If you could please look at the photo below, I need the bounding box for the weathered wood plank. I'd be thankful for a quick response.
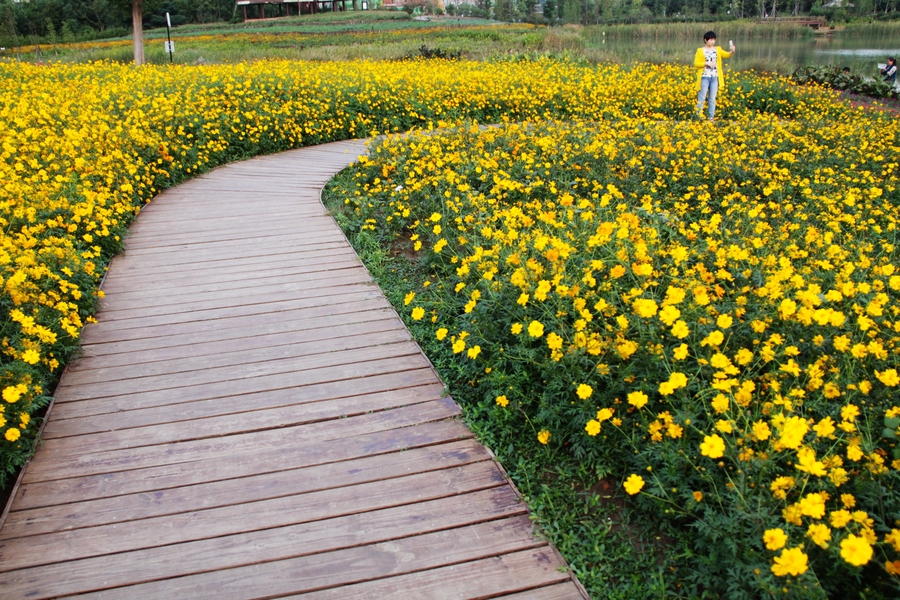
[82,291,387,340]
[0,487,523,599]
[78,299,391,351]
[1,460,505,572]
[23,399,460,482]
[59,322,411,387]
[497,583,588,599]
[54,340,424,402]
[67,517,544,600]
[44,380,445,455]
[15,419,472,511]
[2,439,491,539]
[51,356,432,420]
[288,548,574,599]
[46,371,439,436]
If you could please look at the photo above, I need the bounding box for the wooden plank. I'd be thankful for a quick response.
[105,245,356,280]
[0,487,524,599]
[496,583,587,599]
[15,419,472,511]
[51,356,432,420]
[287,548,573,599]
[0,460,506,572]
[67,517,544,600]
[54,339,423,402]
[97,270,371,317]
[43,380,445,455]
[59,321,410,387]
[1,439,491,539]
[82,291,387,341]
[22,399,460,482]
[119,230,344,260]
[100,250,361,293]
[46,371,439,437]
[79,299,391,351]
[69,309,398,369]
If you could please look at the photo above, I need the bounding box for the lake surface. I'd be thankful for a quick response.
[598,31,900,75]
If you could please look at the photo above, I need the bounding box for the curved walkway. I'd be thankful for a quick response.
[0,139,587,599]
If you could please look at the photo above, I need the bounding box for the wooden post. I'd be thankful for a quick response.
[243,4,248,19]
[131,0,144,66]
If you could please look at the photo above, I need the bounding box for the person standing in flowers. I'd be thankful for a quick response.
[694,31,735,122]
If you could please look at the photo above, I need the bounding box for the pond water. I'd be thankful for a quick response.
[598,31,900,75]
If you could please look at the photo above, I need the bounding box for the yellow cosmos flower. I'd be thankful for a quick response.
[5,428,21,442]
[527,320,544,338]
[403,291,415,305]
[495,395,509,407]
[673,344,689,360]
[632,298,658,318]
[753,421,771,440]
[627,391,648,409]
[511,323,523,335]
[21,350,40,365]
[435,328,448,340]
[537,430,551,445]
[700,434,725,459]
[585,420,601,436]
[411,307,425,320]
[3,387,23,404]
[623,474,645,495]
[693,491,703,502]
[576,384,593,400]
[716,314,733,329]
[876,369,900,387]
[763,528,788,551]
[452,339,466,354]
[771,547,808,577]
[670,321,690,339]
[467,346,481,359]
[840,534,874,567]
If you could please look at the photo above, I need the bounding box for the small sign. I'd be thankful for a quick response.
[164,41,175,53]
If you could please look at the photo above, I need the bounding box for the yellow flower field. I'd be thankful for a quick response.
[330,95,899,594]
[1,56,897,596]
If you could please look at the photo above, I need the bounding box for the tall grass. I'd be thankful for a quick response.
[594,21,816,39]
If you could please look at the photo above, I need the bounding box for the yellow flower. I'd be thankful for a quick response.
[627,391,648,409]
[467,346,481,359]
[21,349,40,365]
[778,416,809,450]
[670,321,690,339]
[673,344,689,360]
[527,320,544,338]
[715,420,733,434]
[623,474,645,495]
[2,387,23,404]
[711,394,729,414]
[813,416,836,439]
[830,510,852,528]
[632,298,658,318]
[700,434,725,459]
[411,307,425,320]
[763,528,788,550]
[840,534,873,567]
[537,430,551,445]
[876,369,900,387]
[840,404,860,421]
[511,323,523,335]
[658,305,681,326]
[404,291,415,305]
[576,384,593,400]
[716,314,733,329]
[4,428,21,442]
[701,330,724,347]
[771,547,808,577]
[753,420,771,441]
[597,408,614,422]
[585,420,601,436]
[495,395,509,407]
[435,328,448,341]
[799,492,826,519]
[693,491,703,502]
[452,339,466,354]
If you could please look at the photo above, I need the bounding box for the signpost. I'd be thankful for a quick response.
[165,13,174,63]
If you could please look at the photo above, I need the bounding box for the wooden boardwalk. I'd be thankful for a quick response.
[0,139,587,599]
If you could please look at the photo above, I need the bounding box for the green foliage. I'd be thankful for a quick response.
[792,65,898,99]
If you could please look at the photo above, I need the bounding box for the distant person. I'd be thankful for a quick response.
[694,31,735,122]
[882,57,897,83]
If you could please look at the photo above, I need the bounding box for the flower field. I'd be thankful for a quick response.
[328,92,900,594]
[1,56,897,597]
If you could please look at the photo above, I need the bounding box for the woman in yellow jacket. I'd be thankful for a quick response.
[694,31,735,122]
